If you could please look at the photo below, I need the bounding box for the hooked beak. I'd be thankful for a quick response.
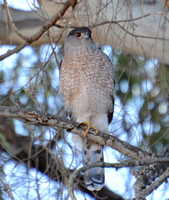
[82,32,90,39]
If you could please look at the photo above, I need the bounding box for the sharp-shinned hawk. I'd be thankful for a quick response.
[60,27,115,191]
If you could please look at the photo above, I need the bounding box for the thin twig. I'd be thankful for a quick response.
[0,0,77,61]
[3,0,30,41]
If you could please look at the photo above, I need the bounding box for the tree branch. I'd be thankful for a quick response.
[0,106,168,199]
[0,117,124,200]
[139,168,169,198]
[133,144,169,199]
[0,105,153,161]
[1,1,169,64]
[0,0,77,61]
[68,159,169,200]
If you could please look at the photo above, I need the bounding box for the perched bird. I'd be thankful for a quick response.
[60,27,115,191]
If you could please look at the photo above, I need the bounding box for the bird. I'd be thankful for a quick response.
[59,27,115,191]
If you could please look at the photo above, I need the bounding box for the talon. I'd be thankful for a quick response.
[82,119,99,137]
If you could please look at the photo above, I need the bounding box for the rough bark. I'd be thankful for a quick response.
[0,105,156,160]
[0,106,169,199]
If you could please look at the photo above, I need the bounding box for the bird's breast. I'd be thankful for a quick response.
[60,48,114,119]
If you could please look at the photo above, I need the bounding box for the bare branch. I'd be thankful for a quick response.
[0,117,124,200]
[0,106,168,199]
[68,159,169,200]
[133,144,169,199]
[3,0,30,41]
[0,105,153,161]
[1,1,169,64]
[0,0,77,61]
[134,169,169,200]
[140,168,169,198]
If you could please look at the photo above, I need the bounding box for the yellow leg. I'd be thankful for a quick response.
[82,118,99,137]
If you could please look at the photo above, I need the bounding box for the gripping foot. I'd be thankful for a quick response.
[82,118,98,137]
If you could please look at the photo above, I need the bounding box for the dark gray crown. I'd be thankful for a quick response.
[68,27,91,37]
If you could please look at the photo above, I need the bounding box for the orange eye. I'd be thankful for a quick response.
[75,33,81,37]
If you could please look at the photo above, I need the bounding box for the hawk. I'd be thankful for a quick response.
[60,27,115,191]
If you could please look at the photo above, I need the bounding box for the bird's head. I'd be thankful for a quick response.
[64,27,94,54]
[68,27,91,40]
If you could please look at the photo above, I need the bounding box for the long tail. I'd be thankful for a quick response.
[83,139,104,191]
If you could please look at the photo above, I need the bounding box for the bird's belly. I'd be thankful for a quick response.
[65,83,109,120]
